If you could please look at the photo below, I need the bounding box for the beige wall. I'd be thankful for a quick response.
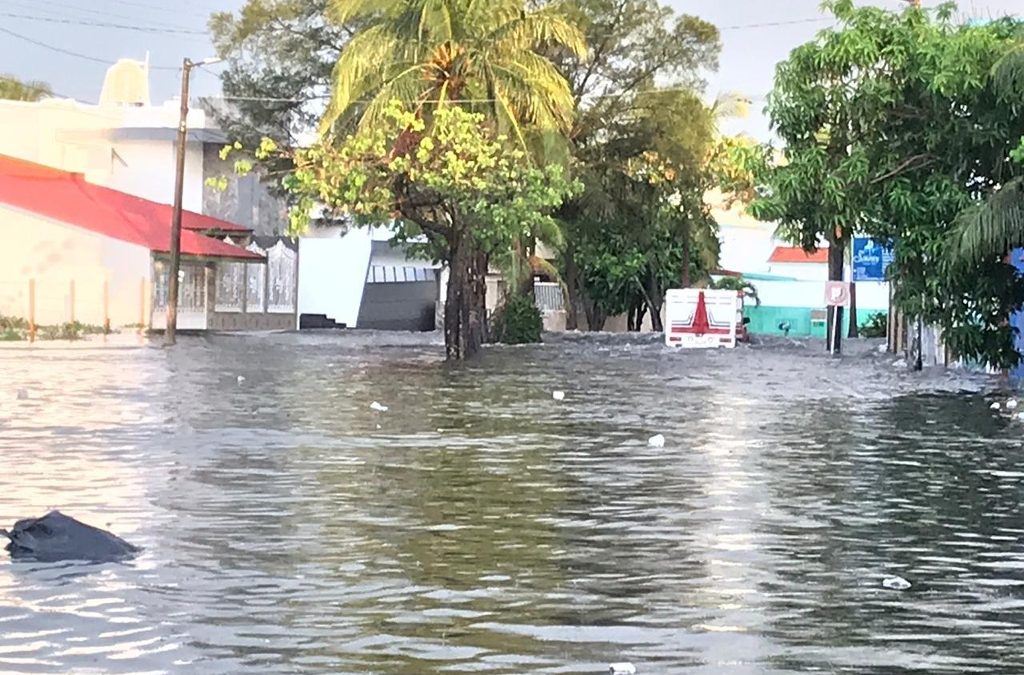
[0,99,207,211]
[0,204,151,327]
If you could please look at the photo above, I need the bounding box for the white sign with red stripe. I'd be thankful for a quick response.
[664,288,740,349]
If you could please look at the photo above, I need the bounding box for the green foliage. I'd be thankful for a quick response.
[492,293,543,344]
[0,74,51,102]
[268,102,579,246]
[758,1,1024,368]
[709,276,759,306]
[860,312,887,339]
[0,315,106,341]
[321,0,585,153]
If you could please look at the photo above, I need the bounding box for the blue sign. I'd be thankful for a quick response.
[852,237,893,282]
[1010,248,1024,386]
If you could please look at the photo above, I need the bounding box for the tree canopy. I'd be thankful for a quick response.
[0,74,51,102]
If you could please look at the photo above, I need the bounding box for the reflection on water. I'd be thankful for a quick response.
[0,332,1022,673]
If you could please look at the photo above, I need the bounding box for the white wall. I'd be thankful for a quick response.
[0,204,151,327]
[750,279,889,311]
[107,139,205,212]
[718,223,777,274]
[297,229,373,327]
[765,261,828,281]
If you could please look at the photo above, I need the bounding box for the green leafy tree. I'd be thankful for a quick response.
[208,0,349,193]
[0,74,51,102]
[249,103,578,359]
[544,0,720,329]
[322,0,585,146]
[756,0,1024,368]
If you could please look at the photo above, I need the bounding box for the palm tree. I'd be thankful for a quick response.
[0,75,52,102]
[948,38,1024,262]
[322,0,585,150]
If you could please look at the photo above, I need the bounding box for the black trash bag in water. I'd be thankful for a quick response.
[1,511,139,563]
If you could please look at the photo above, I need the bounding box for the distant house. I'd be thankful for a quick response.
[766,246,830,280]
[0,155,297,332]
[297,225,439,331]
[0,58,286,236]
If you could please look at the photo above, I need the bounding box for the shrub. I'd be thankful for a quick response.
[861,312,887,338]
[493,292,543,344]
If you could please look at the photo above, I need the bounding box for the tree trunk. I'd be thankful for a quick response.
[848,281,859,338]
[564,243,580,331]
[443,234,487,360]
[681,221,691,288]
[827,238,845,354]
[634,301,647,332]
[646,276,664,332]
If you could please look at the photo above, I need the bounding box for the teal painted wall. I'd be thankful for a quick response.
[745,305,887,337]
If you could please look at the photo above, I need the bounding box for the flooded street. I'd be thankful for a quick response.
[0,332,1023,674]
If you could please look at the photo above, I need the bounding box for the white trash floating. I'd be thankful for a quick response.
[552,390,566,401]
[237,375,246,384]
[369,401,389,413]
[882,576,911,591]
[1008,399,1019,410]
[647,434,665,448]
[991,402,1001,410]
[609,663,637,675]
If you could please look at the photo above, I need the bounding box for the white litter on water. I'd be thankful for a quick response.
[892,359,908,369]
[991,402,1001,410]
[370,401,389,413]
[376,424,381,430]
[15,388,28,400]
[1008,399,1019,410]
[552,390,565,401]
[882,576,911,591]
[647,434,665,448]
[609,663,637,675]
[237,375,246,384]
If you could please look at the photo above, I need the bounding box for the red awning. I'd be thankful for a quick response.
[768,246,828,264]
[0,154,259,260]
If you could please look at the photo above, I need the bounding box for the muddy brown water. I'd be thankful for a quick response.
[0,332,1022,674]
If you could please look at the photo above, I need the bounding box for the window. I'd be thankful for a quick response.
[215,262,245,312]
[267,241,297,313]
[245,242,266,313]
[153,261,207,312]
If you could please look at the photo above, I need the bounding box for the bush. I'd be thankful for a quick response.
[493,293,543,344]
[861,312,887,338]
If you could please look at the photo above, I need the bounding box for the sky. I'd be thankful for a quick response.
[0,0,1021,141]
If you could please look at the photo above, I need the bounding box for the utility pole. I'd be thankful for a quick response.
[165,57,220,346]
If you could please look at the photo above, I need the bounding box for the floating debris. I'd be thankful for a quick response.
[375,424,381,430]
[369,401,389,413]
[1008,399,1019,410]
[647,434,665,448]
[991,402,1001,410]
[609,663,637,675]
[15,388,28,400]
[552,390,566,401]
[237,375,246,384]
[882,576,911,591]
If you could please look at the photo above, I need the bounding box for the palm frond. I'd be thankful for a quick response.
[320,26,398,133]
[992,43,1024,103]
[487,10,586,59]
[328,0,398,25]
[949,177,1024,262]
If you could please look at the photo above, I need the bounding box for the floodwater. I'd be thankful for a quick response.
[0,331,1022,674]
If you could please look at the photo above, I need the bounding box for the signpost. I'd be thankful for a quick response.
[824,281,851,355]
[852,237,894,282]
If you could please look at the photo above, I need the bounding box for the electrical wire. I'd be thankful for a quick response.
[0,11,207,35]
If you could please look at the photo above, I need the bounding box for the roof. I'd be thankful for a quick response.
[0,155,259,261]
[768,246,829,264]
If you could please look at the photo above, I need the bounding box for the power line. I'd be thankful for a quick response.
[718,17,834,32]
[0,27,182,70]
[0,11,207,35]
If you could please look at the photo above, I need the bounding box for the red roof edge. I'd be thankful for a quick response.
[768,246,829,264]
